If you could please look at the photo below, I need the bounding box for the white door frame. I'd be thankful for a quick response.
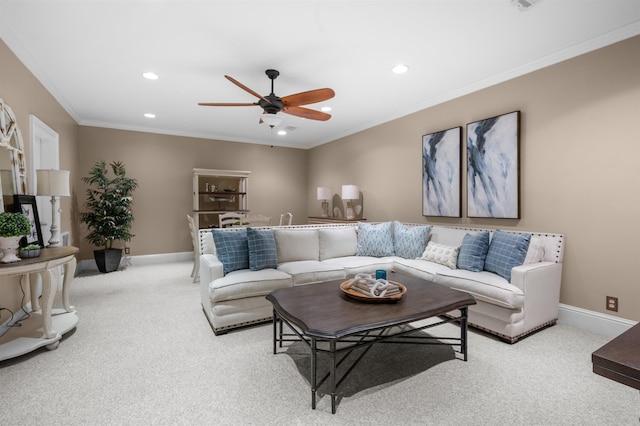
[29,114,60,245]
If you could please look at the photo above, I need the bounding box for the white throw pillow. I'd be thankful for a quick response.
[419,241,460,269]
[524,235,545,264]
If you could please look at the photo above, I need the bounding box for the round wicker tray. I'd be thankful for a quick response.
[340,280,407,303]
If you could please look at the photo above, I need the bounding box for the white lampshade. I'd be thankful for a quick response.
[36,169,71,197]
[341,184,359,201]
[316,187,332,201]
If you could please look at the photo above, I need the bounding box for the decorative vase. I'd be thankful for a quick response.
[0,236,23,263]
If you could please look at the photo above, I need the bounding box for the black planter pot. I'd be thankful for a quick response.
[94,249,123,273]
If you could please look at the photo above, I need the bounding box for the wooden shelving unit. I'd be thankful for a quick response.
[192,168,250,230]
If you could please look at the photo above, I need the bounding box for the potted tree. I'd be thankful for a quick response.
[0,212,31,263]
[80,160,138,273]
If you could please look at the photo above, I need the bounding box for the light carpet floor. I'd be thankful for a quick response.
[1,261,638,425]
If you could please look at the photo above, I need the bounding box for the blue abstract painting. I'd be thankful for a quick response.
[467,111,520,218]
[422,127,461,217]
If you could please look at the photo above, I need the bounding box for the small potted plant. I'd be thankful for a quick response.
[0,212,31,263]
[19,243,42,259]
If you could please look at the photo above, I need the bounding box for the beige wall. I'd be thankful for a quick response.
[0,40,79,317]
[308,36,640,321]
[1,35,639,325]
[76,126,308,260]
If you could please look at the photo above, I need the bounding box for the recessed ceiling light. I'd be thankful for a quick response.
[144,113,156,118]
[142,72,159,80]
[321,106,332,112]
[392,64,409,74]
[277,130,287,136]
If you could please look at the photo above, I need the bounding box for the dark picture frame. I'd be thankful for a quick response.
[422,126,462,217]
[13,194,44,248]
[466,111,521,219]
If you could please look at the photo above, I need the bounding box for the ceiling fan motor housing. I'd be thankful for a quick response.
[260,95,284,114]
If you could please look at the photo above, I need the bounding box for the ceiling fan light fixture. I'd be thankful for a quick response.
[321,106,332,112]
[392,64,409,74]
[261,114,282,127]
[277,130,287,136]
[144,113,156,118]
[142,71,159,80]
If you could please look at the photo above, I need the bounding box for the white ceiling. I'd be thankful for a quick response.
[1,1,639,149]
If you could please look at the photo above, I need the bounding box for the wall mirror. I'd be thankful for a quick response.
[0,98,28,212]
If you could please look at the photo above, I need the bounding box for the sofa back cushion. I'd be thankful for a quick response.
[430,226,481,246]
[393,221,431,259]
[484,230,531,281]
[212,228,249,275]
[356,221,395,257]
[247,227,278,271]
[319,227,357,260]
[273,229,320,263]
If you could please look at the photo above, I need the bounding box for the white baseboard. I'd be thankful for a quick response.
[558,303,637,338]
[77,252,193,274]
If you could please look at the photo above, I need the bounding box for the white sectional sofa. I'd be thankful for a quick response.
[199,222,564,343]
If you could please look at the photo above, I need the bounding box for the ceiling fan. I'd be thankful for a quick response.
[198,69,335,123]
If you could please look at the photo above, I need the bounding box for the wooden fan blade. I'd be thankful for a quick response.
[198,102,257,106]
[281,88,335,107]
[283,106,331,121]
[225,75,272,104]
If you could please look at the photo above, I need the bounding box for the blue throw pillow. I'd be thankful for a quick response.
[247,227,278,271]
[212,228,249,275]
[457,232,490,272]
[356,222,395,257]
[393,221,430,259]
[484,230,531,281]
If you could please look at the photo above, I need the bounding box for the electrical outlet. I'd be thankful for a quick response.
[606,296,618,312]
[124,247,130,255]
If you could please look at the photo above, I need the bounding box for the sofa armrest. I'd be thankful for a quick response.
[511,261,563,325]
[511,262,562,293]
[200,254,224,308]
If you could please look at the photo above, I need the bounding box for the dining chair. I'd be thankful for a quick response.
[278,212,293,226]
[187,214,199,283]
[219,212,245,228]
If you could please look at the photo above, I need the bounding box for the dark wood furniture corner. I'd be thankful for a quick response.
[592,322,640,391]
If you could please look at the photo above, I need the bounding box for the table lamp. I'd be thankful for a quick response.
[36,169,70,247]
[316,187,332,217]
[341,184,359,220]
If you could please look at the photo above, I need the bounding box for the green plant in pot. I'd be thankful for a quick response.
[80,160,138,273]
[0,212,31,263]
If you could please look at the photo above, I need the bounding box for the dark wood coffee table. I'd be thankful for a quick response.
[266,273,476,413]
[592,323,640,391]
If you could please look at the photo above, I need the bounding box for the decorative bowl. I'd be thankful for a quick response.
[19,248,41,258]
[340,280,407,303]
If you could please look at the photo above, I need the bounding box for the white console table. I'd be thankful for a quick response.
[0,246,78,361]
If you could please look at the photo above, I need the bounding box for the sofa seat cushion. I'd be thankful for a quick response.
[435,269,524,309]
[392,257,454,281]
[209,268,292,303]
[323,256,395,276]
[278,261,346,286]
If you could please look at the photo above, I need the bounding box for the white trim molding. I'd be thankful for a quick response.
[558,303,637,338]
